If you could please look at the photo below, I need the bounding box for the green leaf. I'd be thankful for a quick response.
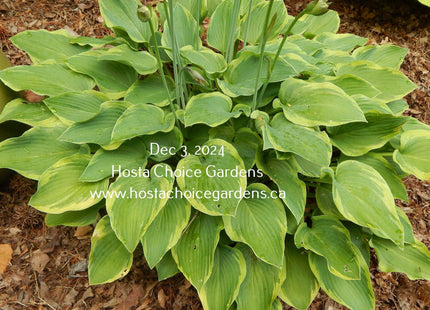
[328,114,407,157]
[111,103,175,142]
[314,32,367,52]
[106,164,174,252]
[142,127,183,162]
[315,184,345,219]
[256,151,305,223]
[336,61,417,101]
[309,252,375,310]
[207,0,239,53]
[199,245,246,310]
[353,44,408,70]
[393,130,430,180]
[239,0,288,45]
[156,251,180,281]
[0,127,80,180]
[279,237,319,310]
[317,74,381,98]
[396,207,415,244]
[218,51,296,97]
[180,45,227,76]
[0,64,95,96]
[141,196,191,268]
[125,75,175,107]
[185,92,240,127]
[176,139,247,216]
[88,216,133,285]
[80,138,148,182]
[175,0,208,23]
[161,3,202,55]
[370,237,430,281]
[223,183,287,267]
[352,95,393,115]
[10,29,91,64]
[260,113,332,169]
[172,214,223,290]
[98,0,153,43]
[386,99,409,116]
[45,202,102,227]
[98,44,158,75]
[277,78,365,127]
[230,128,262,170]
[66,50,137,99]
[295,215,361,280]
[0,98,61,127]
[331,160,404,245]
[292,10,340,38]
[60,101,130,149]
[29,154,109,214]
[44,91,109,123]
[340,152,408,201]
[235,244,286,310]
[70,35,130,48]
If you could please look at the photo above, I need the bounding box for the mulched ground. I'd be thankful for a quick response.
[0,0,429,309]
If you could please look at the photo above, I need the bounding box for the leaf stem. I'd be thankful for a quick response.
[258,10,306,103]
[148,19,181,129]
[225,0,241,63]
[242,0,254,47]
[251,0,275,113]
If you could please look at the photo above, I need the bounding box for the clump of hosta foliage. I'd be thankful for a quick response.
[1,0,430,309]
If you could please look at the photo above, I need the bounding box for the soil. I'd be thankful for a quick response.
[0,0,429,309]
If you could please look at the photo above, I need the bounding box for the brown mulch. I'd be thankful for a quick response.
[0,0,429,309]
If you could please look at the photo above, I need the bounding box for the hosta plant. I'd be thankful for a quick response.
[1,0,430,309]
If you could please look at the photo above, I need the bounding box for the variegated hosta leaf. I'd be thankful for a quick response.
[393,130,430,180]
[185,92,240,127]
[207,0,239,53]
[335,61,416,101]
[141,195,191,268]
[330,160,404,246]
[279,237,319,310]
[80,138,148,182]
[156,251,180,281]
[327,113,407,157]
[235,244,286,310]
[0,98,61,127]
[0,64,95,97]
[111,103,175,142]
[313,74,381,98]
[161,2,202,56]
[45,202,102,227]
[106,164,175,252]
[370,237,430,281]
[218,51,296,97]
[314,32,368,52]
[352,44,409,70]
[44,91,109,123]
[223,183,287,267]
[125,75,175,107]
[309,252,375,310]
[238,0,288,44]
[98,0,155,43]
[141,127,183,162]
[176,139,247,216]
[180,45,227,76]
[258,113,332,169]
[10,29,90,64]
[0,127,81,180]
[29,153,109,214]
[277,78,365,127]
[294,215,361,280]
[98,44,158,75]
[256,151,306,223]
[172,214,224,290]
[66,50,137,99]
[88,216,133,285]
[60,101,130,150]
[198,245,246,310]
[340,152,408,201]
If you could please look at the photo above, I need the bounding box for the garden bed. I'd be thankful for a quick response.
[0,0,429,309]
